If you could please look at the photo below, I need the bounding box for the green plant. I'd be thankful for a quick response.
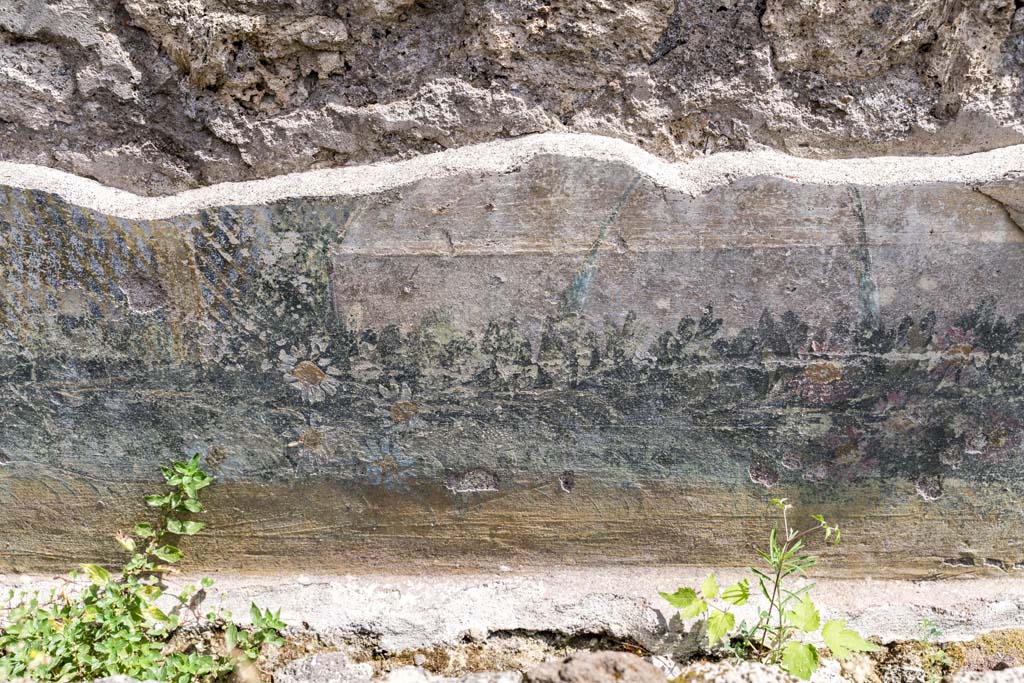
[660,498,879,680]
[919,618,953,683]
[0,454,286,682]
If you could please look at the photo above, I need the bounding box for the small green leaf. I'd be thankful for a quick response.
[721,579,750,606]
[659,587,699,609]
[660,588,709,618]
[682,599,708,618]
[822,620,880,659]
[781,641,819,680]
[144,605,171,623]
[182,521,205,535]
[80,564,110,587]
[785,595,820,632]
[138,585,162,601]
[701,573,719,600]
[144,495,166,507]
[153,545,184,564]
[706,610,735,646]
[135,522,155,537]
[167,519,204,535]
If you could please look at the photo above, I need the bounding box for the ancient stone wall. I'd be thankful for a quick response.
[1,0,1023,194]
[0,1,1023,575]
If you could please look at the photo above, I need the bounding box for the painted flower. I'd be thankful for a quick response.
[872,391,909,415]
[797,337,847,358]
[937,326,981,356]
[285,414,337,467]
[358,436,415,486]
[965,412,1023,464]
[929,326,985,385]
[824,426,866,469]
[802,462,831,483]
[277,337,343,404]
[819,425,879,479]
[787,360,852,405]
[376,380,426,433]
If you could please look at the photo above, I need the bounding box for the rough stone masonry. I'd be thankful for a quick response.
[0,1,1022,576]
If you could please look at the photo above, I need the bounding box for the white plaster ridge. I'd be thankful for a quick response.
[0,133,1022,220]
[3,569,1023,648]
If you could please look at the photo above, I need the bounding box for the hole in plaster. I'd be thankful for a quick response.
[120,274,168,314]
[445,469,499,494]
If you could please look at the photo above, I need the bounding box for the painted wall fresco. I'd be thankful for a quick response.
[0,158,1022,574]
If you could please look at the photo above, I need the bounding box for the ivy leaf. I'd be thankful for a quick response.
[144,605,171,623]
[822,620,880,659]
[781,641,819,680]
[182,521,205,535]
[706,611,735,646]
[138,585,162,601]
[167,520,205,536]
[134,522,155,538]
[116,533,136,553]
[721,579,750,606]
[80,564,110,587]
[785,595,820,632]
[701,574,719,600]
[153,545,184,564]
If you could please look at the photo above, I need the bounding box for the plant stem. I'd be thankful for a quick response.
[757,519,825,663]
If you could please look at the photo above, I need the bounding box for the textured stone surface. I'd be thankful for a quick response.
[0,140,1022,573]
[275,652,375,683]
[0,0,1023,194]
[672,660,799,683]
[525,652,664,683]
[952,670,1024,683]
[382,668,522,683]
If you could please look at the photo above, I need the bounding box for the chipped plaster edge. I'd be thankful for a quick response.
[0,133,1022,220]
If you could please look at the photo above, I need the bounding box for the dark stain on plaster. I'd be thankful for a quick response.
[560,174,641,314]
[847,186,880,330]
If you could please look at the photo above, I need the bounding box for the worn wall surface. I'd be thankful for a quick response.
[1,0,1024,576]
[0,137,1022,575]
